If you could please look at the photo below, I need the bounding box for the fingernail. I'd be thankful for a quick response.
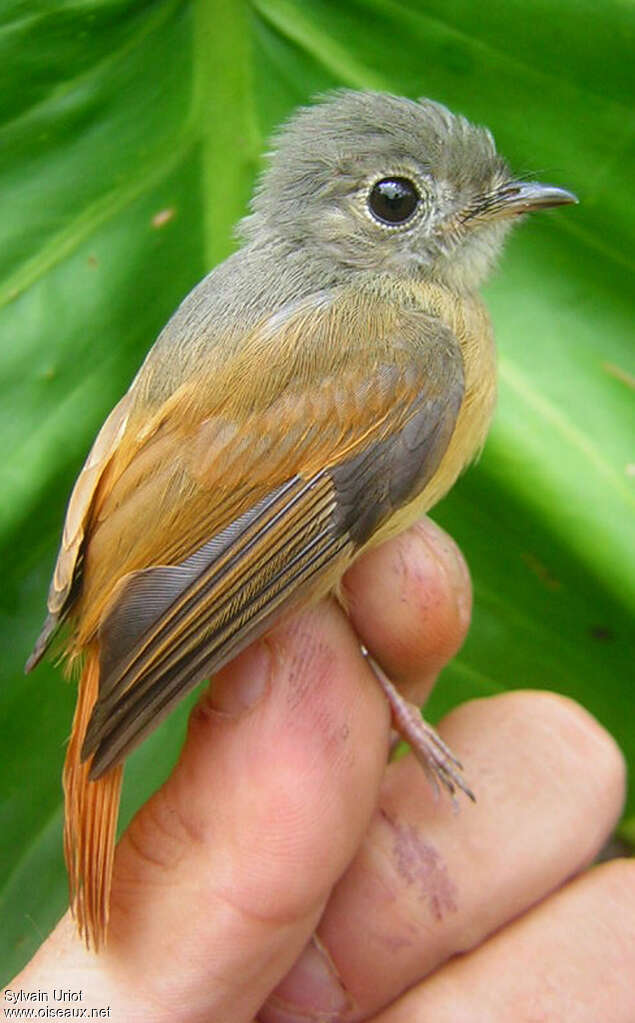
[207,641,271,715]
[416,518,472,628]
[260,935,354,1022]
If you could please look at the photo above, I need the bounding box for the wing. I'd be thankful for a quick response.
[34,285,465,776]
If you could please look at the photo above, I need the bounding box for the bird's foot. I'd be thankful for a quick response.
[361,646,475,805]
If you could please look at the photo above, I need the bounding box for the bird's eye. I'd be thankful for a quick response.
[368,177,420,225]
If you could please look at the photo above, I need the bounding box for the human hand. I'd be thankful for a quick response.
[10,519,633,1022]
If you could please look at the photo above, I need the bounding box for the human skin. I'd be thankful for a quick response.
[9,518,634,1022]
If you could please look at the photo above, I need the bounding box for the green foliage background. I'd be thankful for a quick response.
[1,0,632,979]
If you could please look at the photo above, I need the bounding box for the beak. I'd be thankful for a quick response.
[466,181,578,223]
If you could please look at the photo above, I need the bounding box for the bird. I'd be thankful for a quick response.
[26,90,577,950]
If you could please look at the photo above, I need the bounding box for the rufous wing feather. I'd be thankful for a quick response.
[63,643,123,950]
[25,393,133,672]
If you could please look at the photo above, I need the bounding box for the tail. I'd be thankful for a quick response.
[63,643,123,951]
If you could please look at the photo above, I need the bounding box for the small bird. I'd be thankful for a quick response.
[26,90,577,950]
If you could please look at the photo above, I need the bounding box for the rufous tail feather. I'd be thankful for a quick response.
[63,643,123,950]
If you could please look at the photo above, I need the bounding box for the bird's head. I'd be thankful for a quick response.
[241,90,576,292]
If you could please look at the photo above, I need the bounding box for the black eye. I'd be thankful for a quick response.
[368,177,420,225]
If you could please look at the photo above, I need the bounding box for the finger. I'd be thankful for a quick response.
[260,691,626,1022]
[343,517,472,704]
[100,519,470,1021]
[374,859,635,1022]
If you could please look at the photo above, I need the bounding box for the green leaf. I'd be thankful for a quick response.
[1,0,632,980]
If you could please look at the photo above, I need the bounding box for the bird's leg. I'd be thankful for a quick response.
[361,645,475,804]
